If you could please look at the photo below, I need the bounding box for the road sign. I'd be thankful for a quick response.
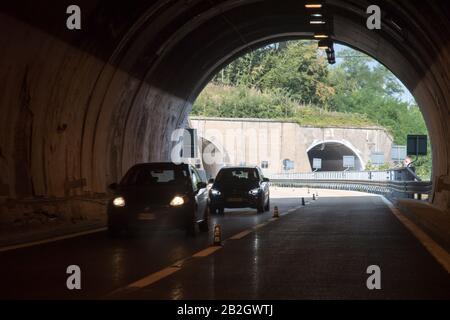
[343,155,355,168]
[182,128,198,158]
[407,135,427,156]
[282,159,295,171]
[391,145,407,162]
[312,158,322,170]
[371,152,385,165]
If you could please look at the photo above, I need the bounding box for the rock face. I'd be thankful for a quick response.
[0,1,449,238]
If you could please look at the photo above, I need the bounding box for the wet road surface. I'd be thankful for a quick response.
[0,188,303,299]
[1,188,449,299]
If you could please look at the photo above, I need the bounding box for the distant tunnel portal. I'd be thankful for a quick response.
[307,142,363,171]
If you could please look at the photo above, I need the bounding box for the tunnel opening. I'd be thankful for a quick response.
[307,141,364,171]
[189,39,430,178]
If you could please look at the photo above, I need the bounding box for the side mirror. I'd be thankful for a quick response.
[263,177,270,182]
[108,183,118,192]
[208,178,215,184]
[197,181,207,189]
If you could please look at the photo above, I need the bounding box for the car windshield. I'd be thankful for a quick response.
[120,164,188,186]
[215,168,259,184]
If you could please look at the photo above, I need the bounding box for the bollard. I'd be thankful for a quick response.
[273,206,280,218]
[316,190,319,197]
[307,187,310,194]
[313,194,316,201]
[213,225,222,246]
[302,197,306,206]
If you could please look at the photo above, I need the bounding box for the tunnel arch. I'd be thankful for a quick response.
[306,140,365,171]
[0,0,449,216]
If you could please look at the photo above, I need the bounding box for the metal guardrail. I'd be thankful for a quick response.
[268,171,391,180]
[267,168,421,181]
[269,178,432,200]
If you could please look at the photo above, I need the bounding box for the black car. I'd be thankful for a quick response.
[209,166,270,214]
[107,162,209,236]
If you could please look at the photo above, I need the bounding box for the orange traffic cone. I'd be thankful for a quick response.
[213,225,222,246]
[273,206,280,218]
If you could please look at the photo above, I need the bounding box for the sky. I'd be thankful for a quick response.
[334,44,416,104]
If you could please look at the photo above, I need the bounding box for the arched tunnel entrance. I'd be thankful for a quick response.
[200,137,229,179]
[1,0,450,301]
[307,141,364,171]
[0,1,449,214]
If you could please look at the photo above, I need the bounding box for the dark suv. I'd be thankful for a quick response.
[209,166,270,214]
[107,162,209,236]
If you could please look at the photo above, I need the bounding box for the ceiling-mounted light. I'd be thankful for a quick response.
[310,20,326,25]
[305,4,323,9]
[314,33,329,39]
[311,13,323,18]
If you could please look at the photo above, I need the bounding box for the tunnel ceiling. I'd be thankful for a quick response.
[0,1,449,211]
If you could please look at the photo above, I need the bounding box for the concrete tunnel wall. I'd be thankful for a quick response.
[0,0,450,233]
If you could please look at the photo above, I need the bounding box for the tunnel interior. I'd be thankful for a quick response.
[307,142,363,171]
[1,0,449,232]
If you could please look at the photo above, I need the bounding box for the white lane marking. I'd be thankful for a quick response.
[127,266,181,289]
[192,246,222,257]
[0,227,107,253]
[381,196,450,273]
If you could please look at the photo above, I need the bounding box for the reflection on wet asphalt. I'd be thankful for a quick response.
[0,189,303,299]
[2,189,449,300]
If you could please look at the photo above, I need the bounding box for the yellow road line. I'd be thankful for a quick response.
[381,196,450,273]
[0,227,107,253]
[192,246,222,257]
[108,203,302,296]
[254,222,268,229]
[230,229,253,240]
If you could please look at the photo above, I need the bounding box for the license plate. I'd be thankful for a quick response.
[227,197,243,202]
[138,213,156,220]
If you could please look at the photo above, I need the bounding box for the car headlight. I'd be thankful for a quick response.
[170,196,185,207]
[113,196,126,207]
[210,189,221,196]
[249,188,260,196]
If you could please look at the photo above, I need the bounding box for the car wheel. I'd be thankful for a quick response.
[186,208,197,237]
[264,197,270,211]
[199,206,210,232]
[257,197,265,213]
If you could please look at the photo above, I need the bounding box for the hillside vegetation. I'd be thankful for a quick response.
[193,84,377,128]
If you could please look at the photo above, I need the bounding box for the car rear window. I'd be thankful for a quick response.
[215,168,259,183]
[120,165,188,186]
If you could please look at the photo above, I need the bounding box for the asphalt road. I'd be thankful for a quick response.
[1,188,449,299]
